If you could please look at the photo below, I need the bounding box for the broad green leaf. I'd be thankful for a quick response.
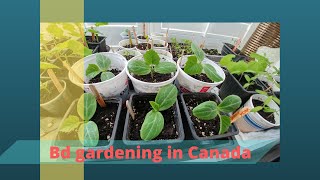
[40,62,60,70]
[96,54,111,71]
[255,89,268,95]
[219,54,235,67]
[219,115,231,135]
[149,101,160,111]
[184,56,203,75]
[250,53,270,65]
[154,62,177,74]
[272,96,280,105]
[84,46,92,57]
[66,39,87,56]
[229,61,248,74]
[62,23,80,36]
[88,28,100,34]
[192,101,218,120]
[77,93,97,121]
[218,95,242,113]
[144,49,160,65]
[128,60,151,75]
[203,64,223,82]
[263,107,277,113]
[243,83,251,89]
[191,42,205,61]
[95,22,108,26]
[86,64,101,79]
[78,121,99,147]
[60,115,81,133]
[155,84,178,111]
[251,106,263,112]
[264,96,273,105]
[47,24,64,38]
[244,74,251,82]
[140,110,164,140]
[100,72,115,81]
[247,61,267,73]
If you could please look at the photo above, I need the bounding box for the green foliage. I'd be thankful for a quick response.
[77,93,97,121]
[140,84,178,140]
[60,115,81,133]
[183,43,223,82]
[128,49,176,80]
[40,62,60,70]
[78,121,99,147]
[192,95,241,135]
[251,90,280,114]
[85,54,115,82]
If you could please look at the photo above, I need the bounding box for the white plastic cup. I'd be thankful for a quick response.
[69,52,128,98]
[151,32,167,41]
[153,49,173,60]
[116,49,142,61]
[151,39,168,50]
[126,54,178,93]
[234,94,280,132]
[258,75,280,92]
[137,34,148,43]
[176,55,225,93]
[119,39,139,50]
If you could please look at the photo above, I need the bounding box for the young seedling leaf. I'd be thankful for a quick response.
[203,64,223,82]
[263,107,277,113]
[244,74,251,82]
[219,54,235,67]
[191,42,205,61]
[128,60,151,75]
[86,64,101,79]
[272,96,280,105]
[95,22,108,26]
[144,49,160,65]
[251,106,263,112]
[184,56,203,75]
[219,115,231,135]
[256,89,268,95]
[218,95,242,113]
[154,62,177,74]
[264,96,273,105]
[40,62,60,70]
[77,93,97,121]
[155,84,178,111]
[96,54,111,71]
[140,110,164,141]
[47,24,64,38]
[192,101,218,120]
[78,121,99,147]
[149,101,160,111]
[100,72,115,81]
[60,115,81,133]
[243,83,251,89]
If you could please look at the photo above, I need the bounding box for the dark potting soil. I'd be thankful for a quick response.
[133,72,172,83]
[123,54,135,61]
[128,95,178,140]
[86,36,104,43]
[124,44,136,48]
[88,69,121,84]
[234,74,265,92]
[136,43,151,50]
[203,48,221,55]
[137,35,147,40]
[252,99,276,124]
[40,82,60,104]
[182,68,214,83]
[184,94,222,137]
[153,44,164,47]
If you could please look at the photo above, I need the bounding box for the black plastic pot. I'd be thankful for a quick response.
[219,71,269,105]
[122,93,185,146]
[221,43,248,62]
[86,36,110,52]
[53,97,123,150]
[180,93,239,140]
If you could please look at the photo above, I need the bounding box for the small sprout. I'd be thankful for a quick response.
[251,90,280,115]
[192,95,241,135]
[86,54,115,82]
[128,49,176,80]
[140,84,178,140]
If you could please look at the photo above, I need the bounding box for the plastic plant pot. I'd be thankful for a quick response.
[69,52,128,98]
[53,97,123,151]
[221,43,248,62]
[122,93,185,146]
[180,93,239,140]
[151,39,168,50]
[202,43,224,62]
[136,42,152,54]
[86,36,110,52]
[126,54,178,93]
[219,71,268,105]
[176,55,225,93]
[40,80,72,116]
[116,49,142,61]
[234,94,280,132]
[137,34,148,43]
[119,39,139,50]
[153,49,173,60]
[120,31,134,39]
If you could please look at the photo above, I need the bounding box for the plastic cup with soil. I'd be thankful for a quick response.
[126,49,178,93]
[69,52,128,98]
[136,42,152,54]
[122,85,184,146]
[234,94,280,132]
[221,43,248,61]
[53,94,122,150]
[137,34,148,43]
[180,93,240,140]
[202,47,224,62]
[119,39,139,50]
[85,35,110,52]
[116,49,142,61]
[152,39,168,50]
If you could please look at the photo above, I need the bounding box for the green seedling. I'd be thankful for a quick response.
[128,49,176,79]
[184,42,223,82]
[86,54,115,82]
[192,95,242,135]
[86,22,108,43]
[140,84,178,140]
[60,93,99,147]
[40,62,60,92]
[251,90,280,118]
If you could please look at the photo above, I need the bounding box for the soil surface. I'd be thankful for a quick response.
[153,44,164,47]
[123,54,135,61]
[252,99,276,124]
[203,48,221,55]
[138,35,147,40]
[133,72,172,83]
[86,36,104,43]
[88,69,121,84]
[136,43,151,50]
[40,82,60,104]
[183,94,224,137]
[182,68,213,83]
[234,73,265,92]
[128,95,178,140]
[124,44,136,48]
